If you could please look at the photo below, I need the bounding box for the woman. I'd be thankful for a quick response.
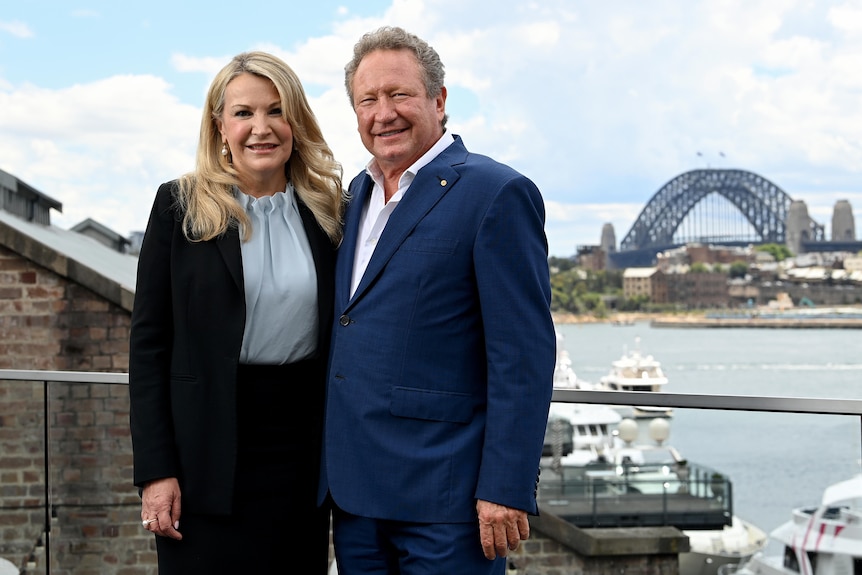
[129,51,343,573]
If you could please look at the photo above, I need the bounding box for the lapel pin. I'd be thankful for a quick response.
[440,179,448,186]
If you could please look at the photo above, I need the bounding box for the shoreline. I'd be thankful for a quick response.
[650,316,862,329]
[552,312,686,325]
[553,311,862,328]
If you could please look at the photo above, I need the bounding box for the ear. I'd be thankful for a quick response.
[436,86,447,122]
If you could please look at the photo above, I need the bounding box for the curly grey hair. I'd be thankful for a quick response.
[344,26,448,128]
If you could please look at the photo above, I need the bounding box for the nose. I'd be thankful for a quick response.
[375,97,398,123]
[251,113,273,135]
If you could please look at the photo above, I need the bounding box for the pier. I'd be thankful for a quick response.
[651,314,862,329]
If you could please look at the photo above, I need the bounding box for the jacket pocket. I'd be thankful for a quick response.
[390,386,473,423]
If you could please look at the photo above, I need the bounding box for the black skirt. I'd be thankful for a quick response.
[156,361,330,574]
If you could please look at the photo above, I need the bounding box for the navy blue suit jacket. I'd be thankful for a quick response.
[319,136,555,522]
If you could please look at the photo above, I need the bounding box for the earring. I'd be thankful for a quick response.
[221,144,228,157]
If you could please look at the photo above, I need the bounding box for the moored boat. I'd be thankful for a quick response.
[731,474,862,575]
[598,336,672,418]
[681,516,768,575]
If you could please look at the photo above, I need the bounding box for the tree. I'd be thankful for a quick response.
[729,261,749,279]
[755,243,793,262]
[548,256,576,272]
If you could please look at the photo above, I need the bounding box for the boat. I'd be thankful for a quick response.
[598,336,672,418]
[540,415,767,575]
[682,516,769,575]
[730,474,862,575]
[545,328,623,465]
[544,401,622,466]
[553,327,589,390]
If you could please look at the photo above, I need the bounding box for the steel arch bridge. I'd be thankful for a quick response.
[619,168,824,252]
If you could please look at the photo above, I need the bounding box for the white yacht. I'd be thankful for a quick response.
[544,401,622,466]
[598,336,672,418]
[732,474,862,575]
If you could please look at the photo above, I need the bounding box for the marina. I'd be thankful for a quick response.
[545,332,768,574]
[541,409,767,574]
[552,321,862,566]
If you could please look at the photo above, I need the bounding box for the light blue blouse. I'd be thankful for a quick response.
[237,185,318,365]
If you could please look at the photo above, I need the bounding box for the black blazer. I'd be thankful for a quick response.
[129,180,336,514]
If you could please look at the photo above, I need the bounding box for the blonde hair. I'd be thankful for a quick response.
[177,51,344,244]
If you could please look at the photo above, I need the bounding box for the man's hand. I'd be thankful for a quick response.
[141,477,183,540]
[476,499,529,560]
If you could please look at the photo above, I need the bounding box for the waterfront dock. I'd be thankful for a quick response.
[651,315,862,328]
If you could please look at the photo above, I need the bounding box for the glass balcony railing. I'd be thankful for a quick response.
[1,369,861,574]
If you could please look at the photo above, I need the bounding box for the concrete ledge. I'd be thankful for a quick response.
[531,503,690,556]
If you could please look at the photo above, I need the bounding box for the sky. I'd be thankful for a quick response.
[2,0,862,258]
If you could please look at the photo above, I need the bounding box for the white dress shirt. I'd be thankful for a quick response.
[350,131,456,297]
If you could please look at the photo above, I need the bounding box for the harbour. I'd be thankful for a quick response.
[552,321,862,562]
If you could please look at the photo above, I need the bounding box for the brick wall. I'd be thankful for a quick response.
[0,245,151,574]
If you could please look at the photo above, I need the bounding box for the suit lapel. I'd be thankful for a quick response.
[216,227,242,291]
[347,139,467,305]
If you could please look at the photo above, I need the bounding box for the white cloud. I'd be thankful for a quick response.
[2,0,862,256]
[0,21,33,38]
[0,75,199,235]
[828,2,862,33]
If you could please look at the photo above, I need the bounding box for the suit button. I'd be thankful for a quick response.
[339,315,351,326]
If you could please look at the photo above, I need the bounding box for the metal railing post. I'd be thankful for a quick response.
[43,379,50,574]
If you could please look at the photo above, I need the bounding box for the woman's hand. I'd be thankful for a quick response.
[141,477,183,540]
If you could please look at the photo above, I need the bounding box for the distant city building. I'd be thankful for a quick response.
[71,218,131,253]
[0,168,135,254]
[600,223,616,269]
[657,243,751,271]
[664,271,729,308]
[845,255,862,273]
[128,231,145,255]
[831,199,856,241]
[622,267,666,302]
[0,168,62,225]
[575,245,605,271]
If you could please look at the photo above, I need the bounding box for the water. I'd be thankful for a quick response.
[555,321,862,554]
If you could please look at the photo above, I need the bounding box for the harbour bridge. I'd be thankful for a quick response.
[607,168,847,268]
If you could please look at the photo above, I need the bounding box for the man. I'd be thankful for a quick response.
[319,26,555,574]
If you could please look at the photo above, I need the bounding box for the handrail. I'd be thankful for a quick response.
[4,369,860,415]
[553,388,862,416]
[0,369,128,384]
